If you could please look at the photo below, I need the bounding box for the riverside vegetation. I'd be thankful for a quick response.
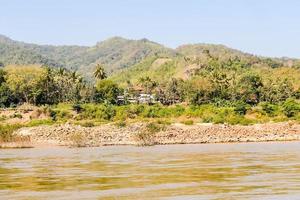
[0,36,300,145]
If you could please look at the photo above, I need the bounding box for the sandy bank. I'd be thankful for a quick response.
[10,122,300,147]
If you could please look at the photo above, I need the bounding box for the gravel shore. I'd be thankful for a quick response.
[11,122,300,147]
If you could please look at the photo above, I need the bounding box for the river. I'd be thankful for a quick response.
[1,142,300,199]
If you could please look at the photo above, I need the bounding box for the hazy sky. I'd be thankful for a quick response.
[1,0,300,58]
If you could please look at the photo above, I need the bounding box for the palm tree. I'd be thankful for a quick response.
[94,64,107,80]
[58,67,66,76]
[138,76,157,94]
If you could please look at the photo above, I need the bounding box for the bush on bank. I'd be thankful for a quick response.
[1,100,300,142]
[46,101,300,125]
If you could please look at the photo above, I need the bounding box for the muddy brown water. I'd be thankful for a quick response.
[1,142,300,199]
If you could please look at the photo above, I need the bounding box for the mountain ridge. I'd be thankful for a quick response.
[0,34,299,81]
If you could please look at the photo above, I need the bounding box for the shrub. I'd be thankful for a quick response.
[114,121,127,127]
[181,120,194,125]
[261,102,277,116]
[283,99,300,117]
[226,115,254,125]
[80,121,95,127]
[0,115,7,121]
[212,115,225,124]
[135,122,165,146]
[10,113,23,119]
[30,109,42,119]
[172,105,186,117]
[56,110,72,119]
[69,133,85,147]
[234,101,250,115]
[100,102,116,120]
[27,119,54,127]
[49,109,57,121]
[81,103,116,120]
[156,119,172,125]
[72,103,83,113]
[145,122,166,134]
[127,104,145,118]
[0,124,23,142]
[142,106,161,118]
[202,116,213,123]
[115,104,145,119]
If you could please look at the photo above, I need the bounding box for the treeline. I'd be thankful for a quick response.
[0,66,87,106]
[131,54,300,107]
[0,64,125,107]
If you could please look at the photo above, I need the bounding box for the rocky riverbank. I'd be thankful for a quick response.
[9,122,300,147]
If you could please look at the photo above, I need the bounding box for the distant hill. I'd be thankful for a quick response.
[0,34,62,67]
[0,34,299,81]
[111,43,300,85]
[0,35,175,78]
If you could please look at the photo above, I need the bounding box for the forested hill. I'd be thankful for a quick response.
[0,35,175,78]
[0,34,299,81]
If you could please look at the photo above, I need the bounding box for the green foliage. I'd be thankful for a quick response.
[80,121,95,127]
[2,66,89,105]
[283,99,300,117]
[69,133,85,147]
[95,80,120,104]
[238,73,263,104]
[0,35,175,80]
[234,101,250,115]
[188,89,209,105]
[80,103,116,121]
[1,35,300,126]
[72,103,83,113]
[260,78,294,103]
[26,119,54,127]
[0,69,6,84]
[181,120,194,125]
[158,78,185,105]
[138,76,158,94]
[135,121,166,146]
[0,69,13,107]
[295,88,300,99]
[0,84,12,107]
[145,122,166,134]
[93,64,107,80]
[261,102,278,116]
[114,121,127,127]
[0,124,23,142]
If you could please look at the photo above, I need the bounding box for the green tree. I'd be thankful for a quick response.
[0,84,12,107]
[237,73,263,105]
[160,78,184,105]
[95,80,120,104]
[260,78,293,103]
[5,66,46,104]
[0,69,6,85]
[0,69,13,107]
[94,64,107,80]
[188,89,211,105]
[138,76,157,94]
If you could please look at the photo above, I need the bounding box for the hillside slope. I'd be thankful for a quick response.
[0,35,175,78]
[1,34,299,82]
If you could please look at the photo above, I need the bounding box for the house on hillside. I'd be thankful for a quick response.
[137,93,156,104]
[117,86,157,105]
